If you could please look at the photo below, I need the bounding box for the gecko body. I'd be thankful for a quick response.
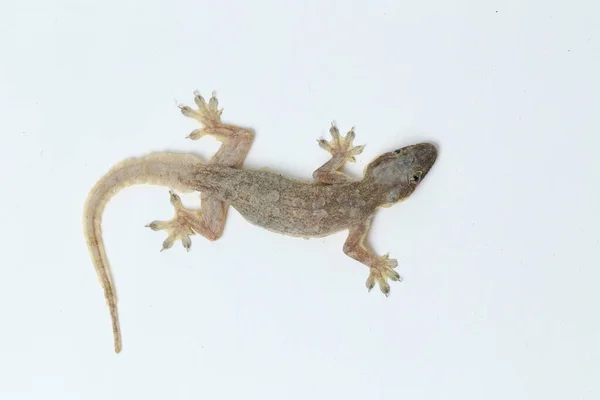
[84,92,437,353]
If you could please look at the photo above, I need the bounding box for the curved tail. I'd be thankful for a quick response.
[83,152,202,353]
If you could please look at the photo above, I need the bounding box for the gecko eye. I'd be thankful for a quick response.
[393,149,402,154]
[410,171,422,184]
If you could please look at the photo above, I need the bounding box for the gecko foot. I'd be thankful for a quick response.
[178,91,224,140]
[318,123,365,163]
[145,191,197,251]
[365,254,402,296]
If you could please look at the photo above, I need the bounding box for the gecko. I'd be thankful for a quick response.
[84,91,438,353]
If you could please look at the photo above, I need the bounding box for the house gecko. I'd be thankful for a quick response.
[84,91,438,353]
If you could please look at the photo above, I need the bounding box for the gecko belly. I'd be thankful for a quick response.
[231,202,348,238]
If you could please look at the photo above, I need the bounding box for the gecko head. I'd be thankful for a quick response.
[365,143,437,205]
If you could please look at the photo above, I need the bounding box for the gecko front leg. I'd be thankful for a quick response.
[147,92,254,249]
[343,216,402,296]
[313,123,365,184]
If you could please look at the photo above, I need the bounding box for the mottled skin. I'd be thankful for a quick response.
[84,91,437,353]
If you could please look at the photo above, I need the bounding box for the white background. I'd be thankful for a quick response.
[1,1,598,399]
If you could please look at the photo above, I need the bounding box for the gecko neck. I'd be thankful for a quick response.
[358,177,414,208]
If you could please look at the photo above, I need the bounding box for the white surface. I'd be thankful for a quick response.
[0,1,598,399]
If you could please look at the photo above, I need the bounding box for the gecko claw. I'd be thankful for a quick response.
[186,129,206,140]
[182,235,192,251]
[146,221,169,230]
[366,274,376,291]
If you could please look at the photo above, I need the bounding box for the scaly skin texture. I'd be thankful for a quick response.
[83,91,438,353]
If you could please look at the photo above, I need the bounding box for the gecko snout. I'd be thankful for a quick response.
[394,142,437,179]
[414,143,437,170]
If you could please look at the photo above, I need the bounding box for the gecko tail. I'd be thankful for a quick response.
[84,168,126,353]
[83,152,203,353]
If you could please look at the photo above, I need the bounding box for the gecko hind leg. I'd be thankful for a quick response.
[179,91,224,140]
[179,91,254,168]
[146,191,220,251]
